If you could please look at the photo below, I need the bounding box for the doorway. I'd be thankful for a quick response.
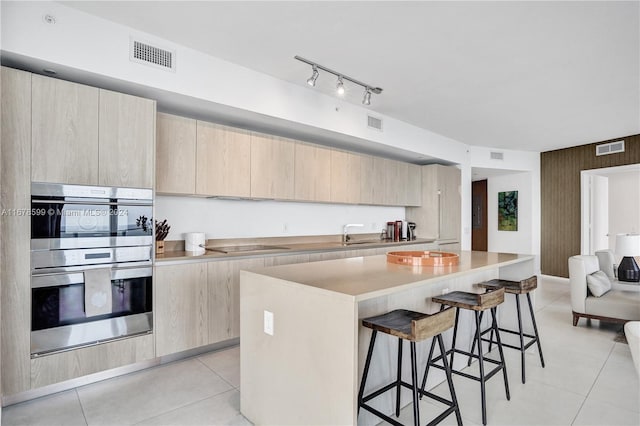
[472,179,488,251]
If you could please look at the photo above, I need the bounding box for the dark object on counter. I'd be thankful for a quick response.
[155,219,171,241]
[386,222,395,241]
[408,222,416,240]
[394,221,402,242]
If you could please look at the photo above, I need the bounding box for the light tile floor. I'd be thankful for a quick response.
[2,276,639,425]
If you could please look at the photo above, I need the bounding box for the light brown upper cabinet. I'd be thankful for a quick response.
[250,133,295,200]
[31,75,155,188]
[406,165,461,241]
[196,121,251,197]
[98,89,155,188]
[294,143,331,202]
[360,155,387,205]
[405,164,422,207]
[31,75,99,185]
[330,150,360,204]
[156,113,196,195]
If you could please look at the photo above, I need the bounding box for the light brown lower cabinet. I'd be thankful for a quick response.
[155,263,209,357]
[30,334,154,389]
[208,258,265,344]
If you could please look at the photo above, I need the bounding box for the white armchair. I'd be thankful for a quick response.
[568,250,640,326]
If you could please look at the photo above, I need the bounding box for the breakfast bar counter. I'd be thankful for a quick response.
[240,251,535,425]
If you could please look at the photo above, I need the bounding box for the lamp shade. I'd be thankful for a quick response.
[616,234,640,257]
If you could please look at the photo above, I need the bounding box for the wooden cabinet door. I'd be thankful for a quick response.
[98,89,155,188]
[330,150,360,204]
[360,155,386,205]
[208,258,264,344]
[2,67,32,395]
[155,263,208,356]
[196,121,251,197]
[250,133,294,199]
[438,165,461,241]
[156,113,196,194]
[383,159,403,205]
[405,164,422,207]
[294,143,331,202]
[31,75,99,185]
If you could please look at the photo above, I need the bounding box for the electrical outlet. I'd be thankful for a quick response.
[442,288,450,295]
[282,223,288,233]
[264,310,274,336]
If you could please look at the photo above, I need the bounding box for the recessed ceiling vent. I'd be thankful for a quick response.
[130,38,176,72]
[367,115,383,131]
[490,151,504,160]
[596,140,625,156]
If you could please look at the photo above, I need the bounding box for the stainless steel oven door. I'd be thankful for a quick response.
[31,266,152,356]
[31,246,152,273]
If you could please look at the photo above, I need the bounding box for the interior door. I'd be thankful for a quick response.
[472,180,488,251]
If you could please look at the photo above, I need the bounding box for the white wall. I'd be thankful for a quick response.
[608,170,640,247]
[590,175,609,252]
[469,146,540,271]
[487,172,533,256]
[155,196,404,240]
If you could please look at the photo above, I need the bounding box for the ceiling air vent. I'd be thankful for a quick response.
[130,38,176,72]
[367,115,383,131]
[596,140,625,156]
[490,151,504,160]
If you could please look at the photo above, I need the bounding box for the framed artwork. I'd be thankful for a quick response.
[498,191,518,231]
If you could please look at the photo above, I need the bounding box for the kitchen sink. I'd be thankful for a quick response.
[343,240,381,246]
[203,244,290,254]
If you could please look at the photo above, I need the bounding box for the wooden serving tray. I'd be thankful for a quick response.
[387,251,459,267]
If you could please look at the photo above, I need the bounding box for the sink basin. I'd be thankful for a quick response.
[343,240,381,246]
[203,244,290,254]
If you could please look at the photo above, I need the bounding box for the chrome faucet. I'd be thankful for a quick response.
[343,223,364,245]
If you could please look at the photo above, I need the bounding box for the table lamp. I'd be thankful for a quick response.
[616,234,640,283]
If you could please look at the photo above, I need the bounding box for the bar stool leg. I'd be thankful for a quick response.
[527,293,546,368]
[396,338,403,417]
[358,330,377,415]
[410,341,421,426]
[468,310,484,367]
[420,337,438,399]
[474,310,488,426]
[491,307,510,401]
[437,334,463,426]
[450,307,460,368]
[515,294,526,384]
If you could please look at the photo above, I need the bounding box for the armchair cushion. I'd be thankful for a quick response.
[586,270,612,297]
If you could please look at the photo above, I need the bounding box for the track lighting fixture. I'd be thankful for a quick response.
[294,55,383,105]
[307,65,319,87]
[336,76,345,96]
[362,87,372,105]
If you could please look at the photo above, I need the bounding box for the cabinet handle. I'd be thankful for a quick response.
[437,190,441,240]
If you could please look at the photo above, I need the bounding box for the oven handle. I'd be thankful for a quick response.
[31,199,152,206]
[31,266,152,289]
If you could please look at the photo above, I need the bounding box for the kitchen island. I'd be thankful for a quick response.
[240,251,535,425]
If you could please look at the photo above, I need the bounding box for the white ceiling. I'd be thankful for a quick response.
[61,1,639,153]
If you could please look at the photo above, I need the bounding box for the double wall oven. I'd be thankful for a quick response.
[30,183,153,356]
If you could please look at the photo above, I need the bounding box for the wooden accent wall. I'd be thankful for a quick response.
[541,134,640,277]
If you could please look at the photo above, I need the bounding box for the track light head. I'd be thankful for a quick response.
[362,87,372,105]
[306,66,319,87]
[336,76,345,96]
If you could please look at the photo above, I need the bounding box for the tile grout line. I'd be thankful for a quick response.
[130,389,239,426]
[195,356,239,390]
[569,343,615,425]
[74,388,90,426]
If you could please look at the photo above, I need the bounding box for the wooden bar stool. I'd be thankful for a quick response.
[423,288,509,426]
[472,276,545,384]
[358,308,462,426]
